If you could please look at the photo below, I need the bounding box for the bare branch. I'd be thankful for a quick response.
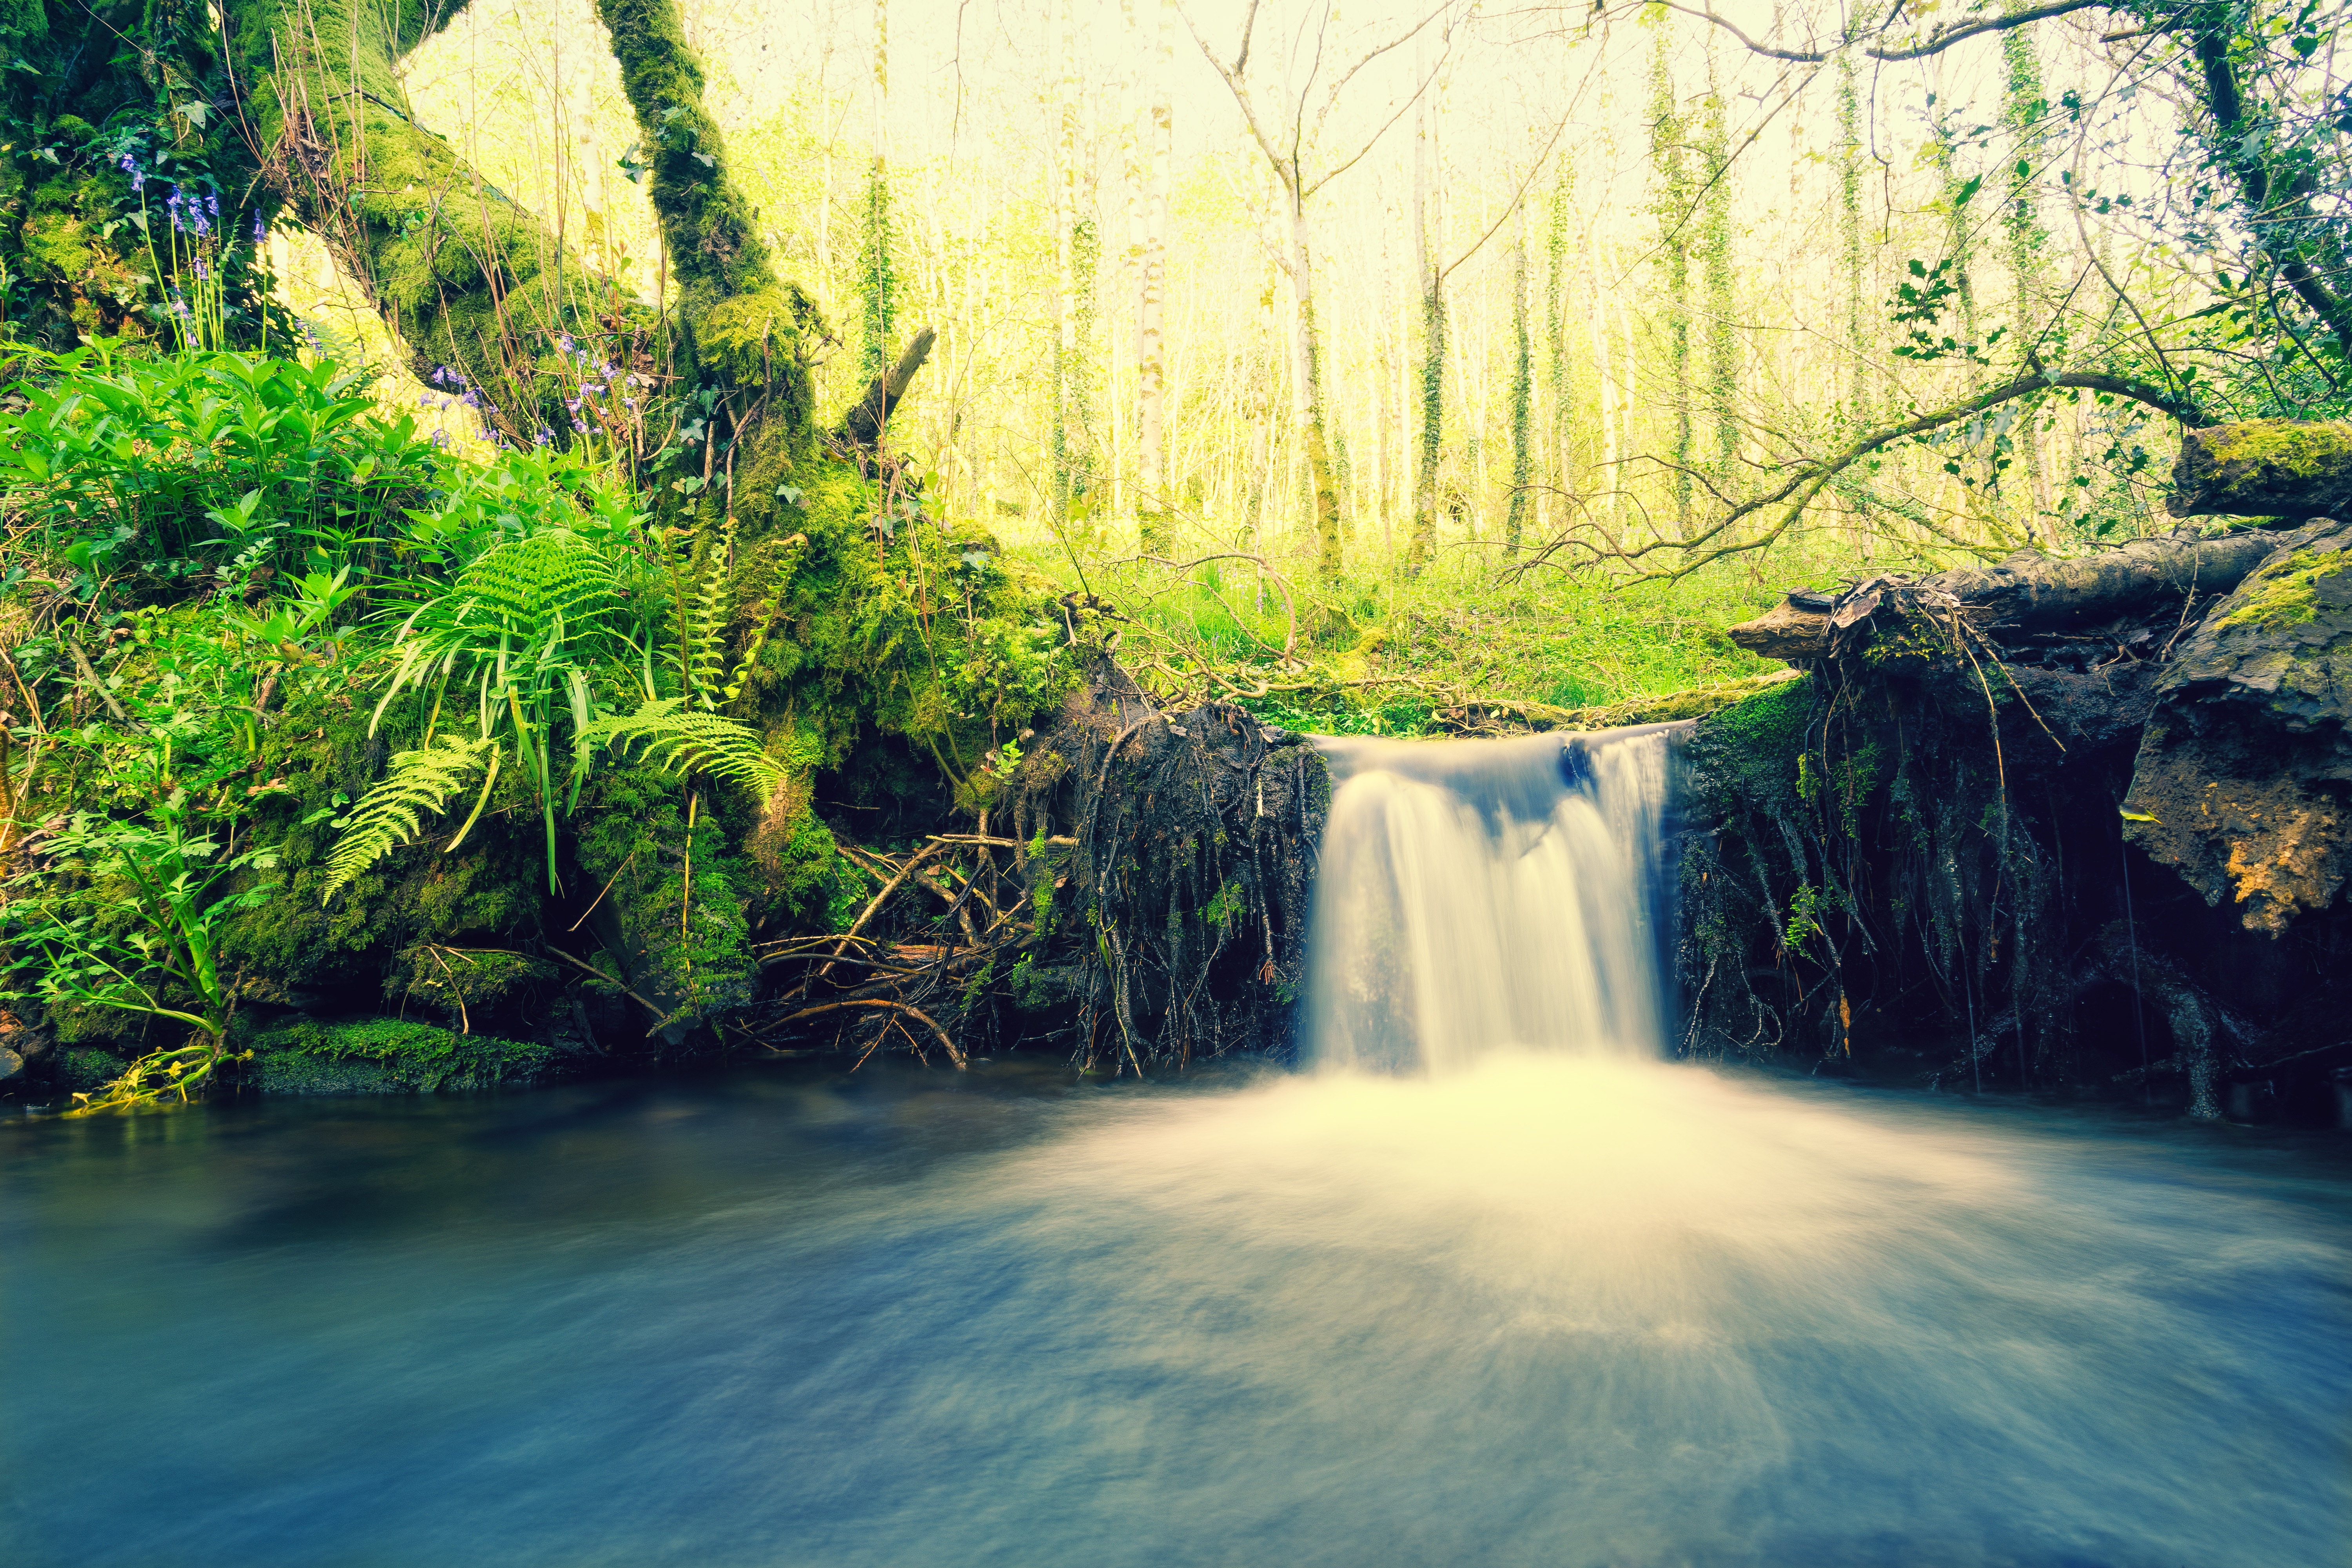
[1654,0,2110,64]
[1618,372,2210,584]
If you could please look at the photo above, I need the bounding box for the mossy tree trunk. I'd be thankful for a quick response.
[228,0,608,435]
[228,0,818,535]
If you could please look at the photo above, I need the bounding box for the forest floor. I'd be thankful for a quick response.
[1003,525,1875,731]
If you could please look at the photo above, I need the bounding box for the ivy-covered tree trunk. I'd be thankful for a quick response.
[1646,21,1693,533]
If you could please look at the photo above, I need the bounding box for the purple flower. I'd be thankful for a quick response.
[534,427,552,446]
[558,334,574,354]
[206,192,219,219]
[571,419,587,434]
[194,259,208,281]
[252,212,267,244]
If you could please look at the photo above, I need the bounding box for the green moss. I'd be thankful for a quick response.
[1686,671,1815,813]
[2197,418,2352,480]
[2214,548,2347,632]
[245,1016,562,1092]
[570,762,758,1036]
[1559,670,1806,729]
[384,946,559,1025]
[216,688,542,992]
[55,1047,127,1092]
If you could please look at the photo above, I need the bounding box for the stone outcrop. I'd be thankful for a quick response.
[2123,519,2352,932]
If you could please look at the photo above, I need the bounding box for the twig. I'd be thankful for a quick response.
[820,840,948,978]
[773,998,965,1068]
[542,944,671,1031]
[567,848,637,931]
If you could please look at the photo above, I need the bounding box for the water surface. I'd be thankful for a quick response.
[5,1057,2347,1568]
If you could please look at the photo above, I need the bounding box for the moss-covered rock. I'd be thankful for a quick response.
[571,763,760,1041]
[2171,418,2352,520]
[243,1017,568,1093]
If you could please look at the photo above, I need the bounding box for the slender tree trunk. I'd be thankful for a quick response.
[2003,23,2054,537]
[1407,90,1443,574]
[860,0,895,388]
[1506,196,1533,551]
[1053,0,1078,521]
[1544,165,1570,536]
[1136,0,1173,546]
[1586,227,1618,532]
[1701,48,1737,486]
[1837,53,1866,427]
[1279,186,1343,579]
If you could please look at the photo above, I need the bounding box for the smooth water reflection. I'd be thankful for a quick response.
[4,1056,2347,1567]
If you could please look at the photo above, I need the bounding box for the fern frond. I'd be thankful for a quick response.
[577,699,784,795]
[322,736,498,899]
[685,520,735,710]
[452,531,617,634]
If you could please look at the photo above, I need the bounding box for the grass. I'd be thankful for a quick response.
[1001,519,1873,734]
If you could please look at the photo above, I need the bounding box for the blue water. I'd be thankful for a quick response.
[5,1056,2348,1568]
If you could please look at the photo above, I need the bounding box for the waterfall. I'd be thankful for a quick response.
[1305,724,1682,1072]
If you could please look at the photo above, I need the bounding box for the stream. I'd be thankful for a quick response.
[6,724,2348,1566]
[5,1056,2348,1566]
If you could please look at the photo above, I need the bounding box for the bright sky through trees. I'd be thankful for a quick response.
[373,0,2348,582]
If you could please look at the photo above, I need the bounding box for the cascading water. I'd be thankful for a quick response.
[1307,725,1680,1071]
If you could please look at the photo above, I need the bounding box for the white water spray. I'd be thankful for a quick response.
[1306,725,1680,1071]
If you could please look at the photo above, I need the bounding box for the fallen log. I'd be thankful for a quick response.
[1728,526,2301,663]
[2169,418,2352,519]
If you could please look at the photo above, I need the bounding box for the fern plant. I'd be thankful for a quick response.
[660,518,736,711]
[330,516,788,907]
[320,735,501,898]
[363,530,622,890]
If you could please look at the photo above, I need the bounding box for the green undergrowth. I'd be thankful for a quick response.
[0,343,1089,1105]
